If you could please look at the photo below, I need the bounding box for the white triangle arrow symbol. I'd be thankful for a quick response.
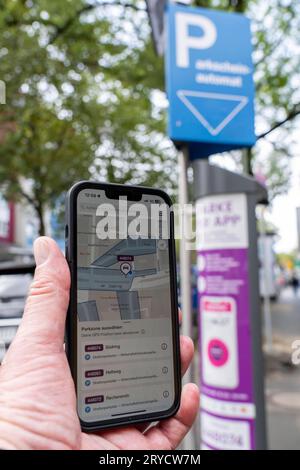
[177,90,249,136]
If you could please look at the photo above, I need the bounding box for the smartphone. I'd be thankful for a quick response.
[65,181,181,431]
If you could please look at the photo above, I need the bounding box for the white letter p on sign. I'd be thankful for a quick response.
[175,12,217,68]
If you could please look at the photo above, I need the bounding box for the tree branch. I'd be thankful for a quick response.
[257,106,300,140]
[49,1,144,44]
[254,22,290,70]
[4,2,144,41]
[19,187,39,212]
[8,174,39,211]
[254,36,283,69]
[49,4,95,43]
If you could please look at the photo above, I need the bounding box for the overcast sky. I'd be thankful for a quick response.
[210,149,300,254]
[270,155,300,254]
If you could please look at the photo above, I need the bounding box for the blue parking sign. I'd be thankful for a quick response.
[165,4,255,158]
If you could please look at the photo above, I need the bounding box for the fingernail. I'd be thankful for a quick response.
[34,238,50,266]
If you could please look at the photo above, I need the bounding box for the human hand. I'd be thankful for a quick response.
[0,237,199,450]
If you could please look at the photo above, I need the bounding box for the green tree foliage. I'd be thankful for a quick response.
[0,0,175,234]
[0,0,299,234]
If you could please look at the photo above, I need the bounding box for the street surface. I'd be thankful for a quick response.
[266,287,300,450]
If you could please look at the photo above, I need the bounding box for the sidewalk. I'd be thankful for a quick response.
[265,287,300,449]
[270,286,300,342]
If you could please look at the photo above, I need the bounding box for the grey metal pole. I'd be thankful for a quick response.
[178,146,194,450]
[296,207,300,252]
[242,147,252,175]
[178,146,193,372]
[260,206,273,354]
[247,198,268,450]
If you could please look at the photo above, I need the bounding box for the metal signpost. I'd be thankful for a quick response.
[193,161,267,450]
[259,208,273,354]
[164,2,267,450]
[297,207,300,252]
[146,0,192,57]
[146,0,167,56]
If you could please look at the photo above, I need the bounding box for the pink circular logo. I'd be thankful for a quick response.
[207,339,229,367]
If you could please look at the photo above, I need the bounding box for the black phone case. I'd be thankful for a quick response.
[65,180,181,432]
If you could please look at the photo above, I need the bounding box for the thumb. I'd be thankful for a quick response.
[8,237,70,358]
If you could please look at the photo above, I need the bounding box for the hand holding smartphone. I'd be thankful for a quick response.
[65,182,181,431]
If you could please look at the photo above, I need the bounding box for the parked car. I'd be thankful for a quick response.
[0,273,32,319]
[0,317,22,363]
[0,248,34,363]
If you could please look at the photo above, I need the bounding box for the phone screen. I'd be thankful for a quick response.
[75,187,178,425]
